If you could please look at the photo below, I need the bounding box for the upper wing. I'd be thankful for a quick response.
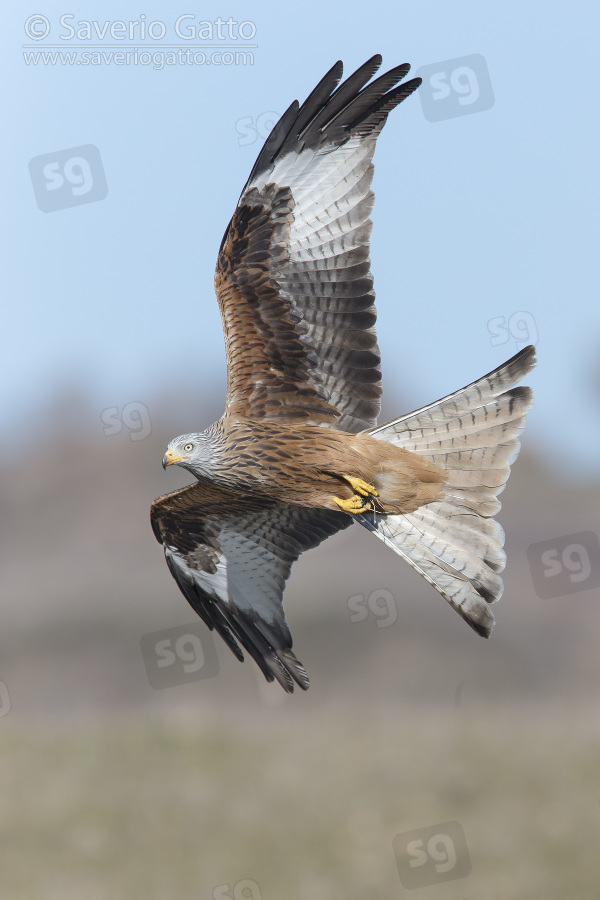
[215,55,421,433]
[151,483,351,692]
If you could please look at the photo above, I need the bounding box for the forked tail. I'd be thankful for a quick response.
[358,345,536,637]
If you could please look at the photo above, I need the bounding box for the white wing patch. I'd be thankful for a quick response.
[165,547,230,605]
[249,137,376,263]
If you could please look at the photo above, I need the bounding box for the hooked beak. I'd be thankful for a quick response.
[162,448,189,469]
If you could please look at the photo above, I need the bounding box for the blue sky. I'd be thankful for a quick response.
[3,1,599,476]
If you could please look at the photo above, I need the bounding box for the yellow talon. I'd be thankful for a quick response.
[341,475,379,498]
[334,494,372,514]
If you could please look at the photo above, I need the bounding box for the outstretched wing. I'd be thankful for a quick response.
[151,483,351,692]
[215,55,421,433]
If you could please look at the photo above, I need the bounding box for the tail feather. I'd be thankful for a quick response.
[441,484,502,518]
[359,514,498,636]
[403,501,507,571]
[370,347,536,440]
[399,388,532,450]
[359,346,536,637]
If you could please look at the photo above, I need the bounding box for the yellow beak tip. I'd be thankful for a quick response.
[162,451,189,469]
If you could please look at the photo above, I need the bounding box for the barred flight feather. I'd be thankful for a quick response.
[359,346,536,637]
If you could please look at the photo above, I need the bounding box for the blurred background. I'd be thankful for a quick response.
[2,1,600,897]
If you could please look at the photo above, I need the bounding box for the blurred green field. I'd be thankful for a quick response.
[3,703,600,900]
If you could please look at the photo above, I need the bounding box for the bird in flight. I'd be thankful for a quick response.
[151,55,535,692]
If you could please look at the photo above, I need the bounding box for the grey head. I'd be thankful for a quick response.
[162,431,216,480]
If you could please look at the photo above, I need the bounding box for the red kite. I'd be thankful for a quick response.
[151,56,535,692]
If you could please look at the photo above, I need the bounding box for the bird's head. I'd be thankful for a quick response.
[162,432,213,478]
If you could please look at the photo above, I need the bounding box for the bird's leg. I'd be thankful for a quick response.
[333,494,372,514]
[333,474,379,515]
[340,474,379,498]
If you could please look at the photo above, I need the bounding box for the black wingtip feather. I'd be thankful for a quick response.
[243,56,421,193]
[243,98,300,192]
[183,575,307,694]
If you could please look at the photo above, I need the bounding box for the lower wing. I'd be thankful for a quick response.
[151,482,351,692]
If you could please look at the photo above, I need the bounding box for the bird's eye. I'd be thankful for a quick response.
[183,443,194,452]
